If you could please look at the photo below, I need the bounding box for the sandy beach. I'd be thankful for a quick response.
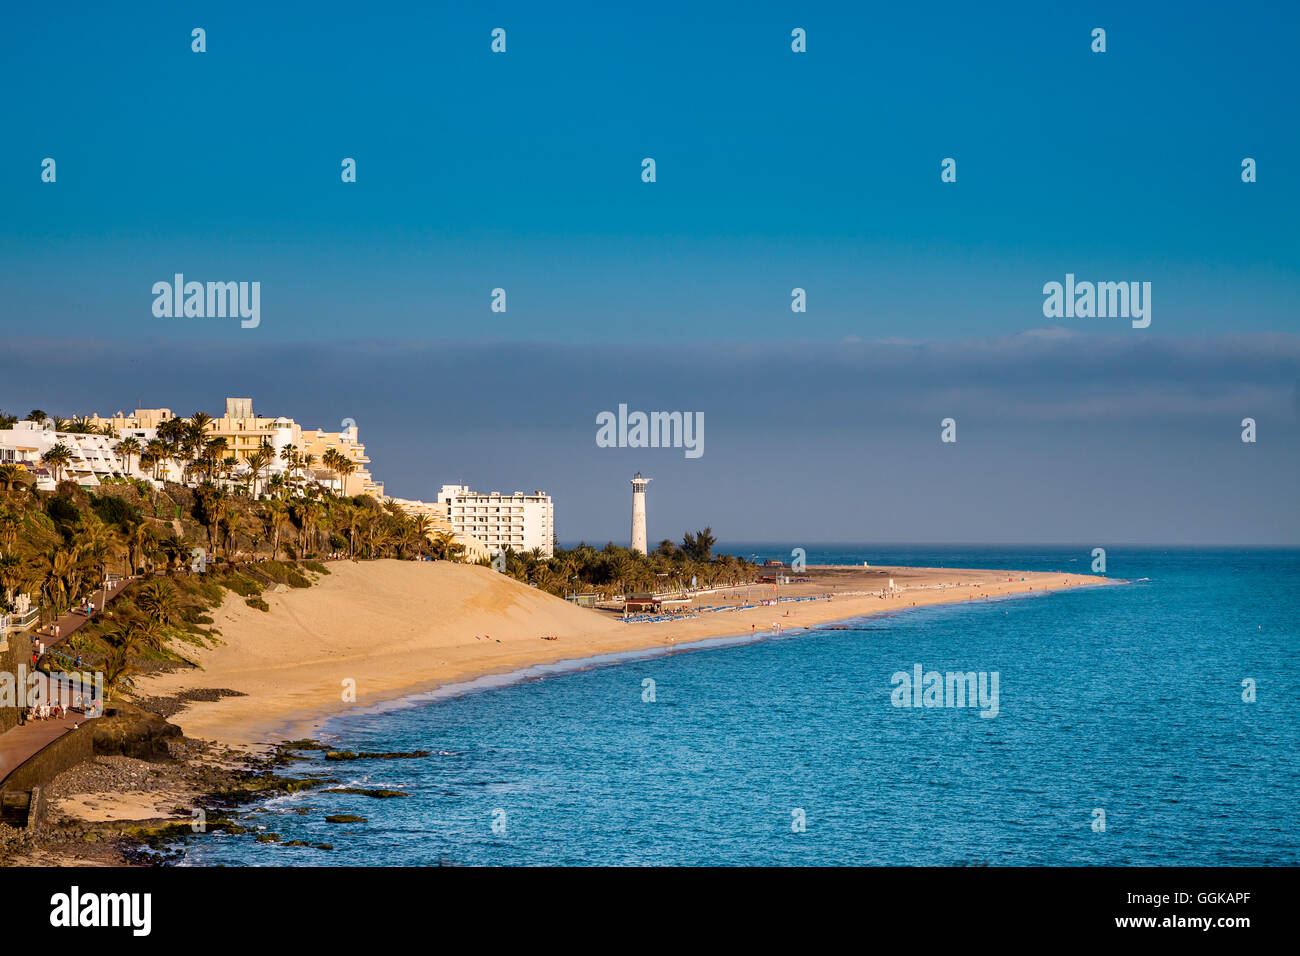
[133,560,1108,750]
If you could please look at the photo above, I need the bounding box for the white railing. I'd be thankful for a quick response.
[3,607,41,632]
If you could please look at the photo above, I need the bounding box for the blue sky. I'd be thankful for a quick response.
[1,2,1297,543]
[1,1,1296,342]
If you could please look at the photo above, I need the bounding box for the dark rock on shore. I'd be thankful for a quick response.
[131,688,248,720]
[323,750,429,761]
[91,703,183,759]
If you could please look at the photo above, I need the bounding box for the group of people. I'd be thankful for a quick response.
[24,695,95,722]
[27,701,68,720]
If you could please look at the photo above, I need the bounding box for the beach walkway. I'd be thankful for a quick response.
[28,576,134,653]
[0,579,131,793]
[0,713,83,785]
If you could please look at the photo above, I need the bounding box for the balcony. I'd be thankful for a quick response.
[2,606,41,634]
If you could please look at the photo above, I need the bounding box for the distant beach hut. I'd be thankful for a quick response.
[624,592,661,613]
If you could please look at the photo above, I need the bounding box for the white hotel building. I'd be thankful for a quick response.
[438,484,555,558]
[0,420,147,489]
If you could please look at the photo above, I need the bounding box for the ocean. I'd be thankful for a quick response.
[179,546,1300,866]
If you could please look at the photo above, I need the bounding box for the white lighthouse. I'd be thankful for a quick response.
[630,472,651,554]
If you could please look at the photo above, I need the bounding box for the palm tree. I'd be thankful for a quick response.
[75,513,115,584]
[243,446,271,499]
[0,463,26,492]
[335,456,356,497]
[392,522,420,558]
[247,522,267,557]
[115,437,142,477]
[126,521,157,574]
[155,534,189,570]
[101,644,137,696]
[300,453,317,491]
[0,510,19,554]
[143,439,170,480]
[261,502,292,559]
[218,509,242,558]
[335,500,359,557]
[155,418,188,480]
[280,444,299,489]
[189,412,214,446]
[191,483,228,552]
[0,552,26,603]
[136,579,182,628]
[267,472,287,500]
[258,441,276,498]
[173,440,195,485]
[40,443,74,484]
[302,498,322,554]
[202,437,228,483]
[40,544,81,612]
[321,449,341,494]
[429,531,463,562]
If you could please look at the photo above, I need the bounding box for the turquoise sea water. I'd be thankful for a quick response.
[180,547,1299,866]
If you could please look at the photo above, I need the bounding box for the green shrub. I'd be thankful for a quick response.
[90,493,142,530]
[245,596,270,612]
[46,495,81,531]
[223,575,263,597]
[263,561,311,588]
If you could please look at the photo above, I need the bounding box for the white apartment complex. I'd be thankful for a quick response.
[0,398,386,496]
[91,398,384,497]
[0,421,139,489]
[438,484,555,557]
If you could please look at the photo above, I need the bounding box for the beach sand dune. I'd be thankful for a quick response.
[135,560,1105,749]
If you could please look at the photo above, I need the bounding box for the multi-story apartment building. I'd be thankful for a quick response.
[0,420,138,489]
[438,484,555,557]
[298,423,383,498]
[88,398,383,497]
